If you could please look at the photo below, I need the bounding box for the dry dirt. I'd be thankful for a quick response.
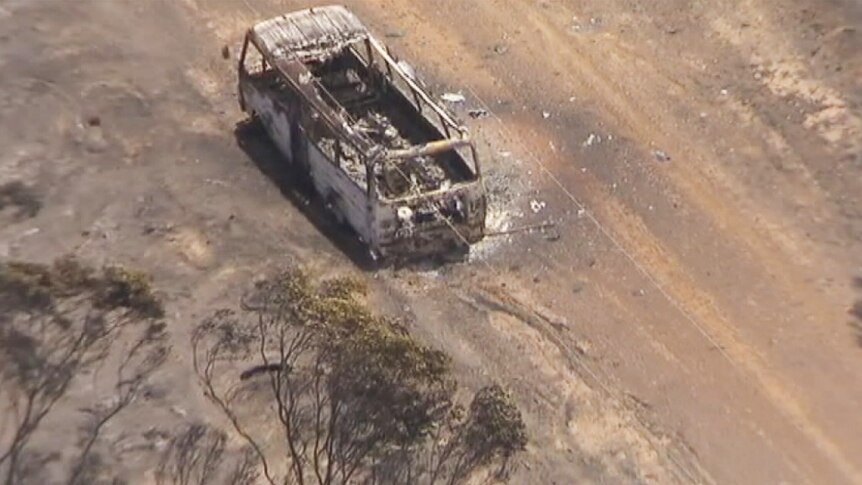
[1,0,861,484]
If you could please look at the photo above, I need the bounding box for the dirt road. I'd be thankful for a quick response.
[1,0,861,483]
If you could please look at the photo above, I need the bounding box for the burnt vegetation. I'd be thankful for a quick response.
[0,258,525,484]
[0,257,168,485]
[192,268,527,485]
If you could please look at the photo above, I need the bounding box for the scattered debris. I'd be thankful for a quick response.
[170,405,188,418]
[582,133,602,147]
[573,338,592,355]
[384,30,405,38]
[441,92,466,104]
[542,226,561,242]
[486,221,556,238]
[468,108,490,119]
[542,111,551,119]
[570,15,603,33]
[498,151,512,158]
[334,111,450,196]
[530,199,546,213]
[653,149,672,162]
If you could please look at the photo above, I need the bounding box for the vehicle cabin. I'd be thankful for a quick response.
[237,5,487,258]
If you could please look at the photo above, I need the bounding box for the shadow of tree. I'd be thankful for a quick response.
[0,257,168,484]
[0,181,42,221]
[156,423,258,485]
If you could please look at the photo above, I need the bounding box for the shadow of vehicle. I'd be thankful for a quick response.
[234,118,376,270]
[233,119,467,271]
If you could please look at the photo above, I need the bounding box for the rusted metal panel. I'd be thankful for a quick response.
[242,82,294,157]
[251,6,367,61]
[306,138,371,235]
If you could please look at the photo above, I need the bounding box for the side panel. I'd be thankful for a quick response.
[240,81,294,162]
[305,137,371,241]
[240,79,371,243]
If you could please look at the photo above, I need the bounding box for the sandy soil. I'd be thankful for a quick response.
[1,0,861,483]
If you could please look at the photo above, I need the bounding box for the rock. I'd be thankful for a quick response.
[543,228,561,242]
[440,92,466,104]
[653,149,671,162]
[582,133,602,147]
[530,199,546,213]
[170,405,187,418]
[82,127,109,153]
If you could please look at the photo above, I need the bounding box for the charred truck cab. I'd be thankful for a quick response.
[238,6,486,258]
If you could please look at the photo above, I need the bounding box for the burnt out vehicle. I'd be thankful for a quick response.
[238,6,486,259]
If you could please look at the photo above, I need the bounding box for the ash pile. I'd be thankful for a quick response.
[358,112,448,198]
[321,111,450,198]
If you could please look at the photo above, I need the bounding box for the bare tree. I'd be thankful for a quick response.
[192,269,527,485]
[0,257,168,485]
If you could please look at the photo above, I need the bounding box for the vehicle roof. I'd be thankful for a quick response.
[250,5,368,60]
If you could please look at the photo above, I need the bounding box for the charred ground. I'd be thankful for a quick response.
[1,0,861,484]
